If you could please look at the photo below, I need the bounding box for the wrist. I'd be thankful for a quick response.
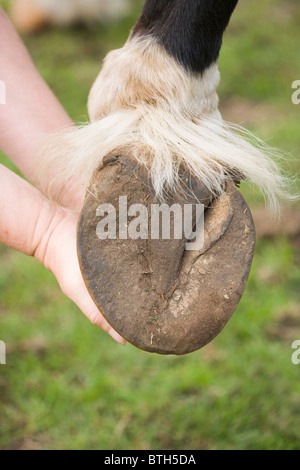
[0,164,61,264]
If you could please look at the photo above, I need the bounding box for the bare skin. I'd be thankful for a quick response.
[0,8,126,345]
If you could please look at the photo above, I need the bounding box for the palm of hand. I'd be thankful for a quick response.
[35,194,126,346]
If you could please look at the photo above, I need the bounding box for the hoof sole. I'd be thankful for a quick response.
[77,155,256,355]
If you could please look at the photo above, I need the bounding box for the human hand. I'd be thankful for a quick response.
[0,9,125,345]
[37,203,126,346]
[0,164,126,345]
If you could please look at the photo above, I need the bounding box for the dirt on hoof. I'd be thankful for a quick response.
[77,154,256,355]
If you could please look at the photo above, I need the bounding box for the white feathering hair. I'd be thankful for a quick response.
[36,36,293,214]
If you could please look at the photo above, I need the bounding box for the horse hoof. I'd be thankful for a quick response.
[77,154,256,355]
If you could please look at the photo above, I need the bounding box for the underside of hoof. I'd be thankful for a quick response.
[77,154,256,355]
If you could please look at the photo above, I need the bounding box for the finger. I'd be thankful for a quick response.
[43,211,127,345]
[88,307,127,346]
[60,261,127,346]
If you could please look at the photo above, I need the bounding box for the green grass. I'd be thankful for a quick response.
[0,0,299,450]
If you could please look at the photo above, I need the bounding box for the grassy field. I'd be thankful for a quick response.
[0,0,299,450]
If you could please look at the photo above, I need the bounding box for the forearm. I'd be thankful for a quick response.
[0,7,72,180]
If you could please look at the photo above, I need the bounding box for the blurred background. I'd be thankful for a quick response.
[0,0,299,450]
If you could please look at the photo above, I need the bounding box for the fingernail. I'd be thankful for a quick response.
[109,327,127,346]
